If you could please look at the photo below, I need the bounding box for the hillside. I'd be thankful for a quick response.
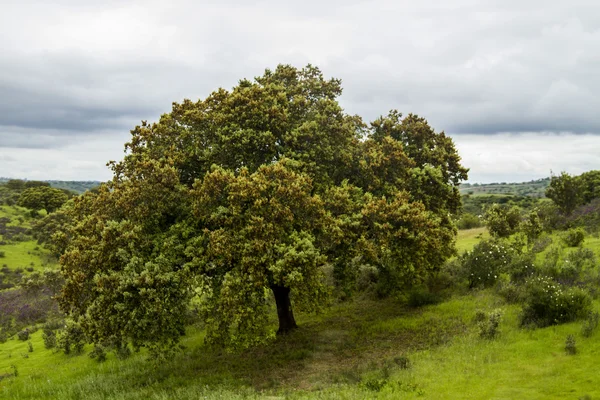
[460,178,550,198]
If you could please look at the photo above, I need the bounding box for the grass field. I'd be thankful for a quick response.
[2,291,599,399]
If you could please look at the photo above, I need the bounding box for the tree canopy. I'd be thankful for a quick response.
[18,186,69,214]
[58,64,468,355]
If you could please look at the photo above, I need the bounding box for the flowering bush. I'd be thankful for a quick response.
[520,276,592,328]
[461,238,513,288]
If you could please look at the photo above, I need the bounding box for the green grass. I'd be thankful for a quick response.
[2,292,600,399]
[456,227,489,254]
[0,241,57,271]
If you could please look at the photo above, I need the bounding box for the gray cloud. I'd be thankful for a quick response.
[1,0,599,180]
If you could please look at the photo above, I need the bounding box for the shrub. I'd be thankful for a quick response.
[520,210,543,243]
[0,251,5,258]
[478,309,503,339]
[461,238,514,288]
[565,248,597,271]
[484,204,521,238]
[562,228,586,247]
[520,276,592,328]
[89,344,107,362]
[456,213,482,230]
[17,329,29,341]
[42,326,57,349]
[581,311,600,338]
[56,320,86,355]
[565,334,577,355]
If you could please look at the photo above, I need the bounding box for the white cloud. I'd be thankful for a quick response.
[454,133,600,183]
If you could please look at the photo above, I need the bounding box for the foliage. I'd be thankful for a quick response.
[546,172,583,215]
[456,213,482,230]
[484,204,521,238]
[565,334,577,355]
[43,326,57,349]
[17,186,69,213]
[520,209,543,244]
[520,276,592,328]
[17,328,30,341]
[545,170,600,217]
[581,311,600,338]
[478,309,503,339]
[56,320,86,355]
[57,64,468,354]
[562,228,586,247]
[459,238,529,288]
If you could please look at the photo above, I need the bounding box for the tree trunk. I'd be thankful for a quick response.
[271,285,297,334]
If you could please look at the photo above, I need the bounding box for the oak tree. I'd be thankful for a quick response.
[58,65,467,354]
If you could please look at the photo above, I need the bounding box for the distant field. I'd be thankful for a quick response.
[460,178,550,198]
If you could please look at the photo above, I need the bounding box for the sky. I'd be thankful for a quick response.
[1,0,599,183]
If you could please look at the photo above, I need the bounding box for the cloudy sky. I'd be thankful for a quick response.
[1,0,599,183]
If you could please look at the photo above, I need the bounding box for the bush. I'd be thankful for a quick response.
[456,213,482,230]
[17,329,29,341]
[562,228,586,247]
[478,309,503,339]
[42,326,57,349]
[581,311,600,337]
[520,276,592,328]
[89,344,107,362]
[56,320,86,355]
[460,238,531,288]
[484,204,521,238]
[0,251,5,258]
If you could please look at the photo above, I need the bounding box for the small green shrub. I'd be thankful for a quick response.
[581,311,600,337]
[42,326,57,349]
[478,309,503,339]
[17,328,29,341]
[27,341,33,352]
[0,251,5,258]
[89,344,107,362]
[56,320,86,355]
[456,213,482,230]
[520,276,592,328]
[565,334,577,355]
[562,228,586,247]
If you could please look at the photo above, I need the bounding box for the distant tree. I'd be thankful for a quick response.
[484,204,521,237]
[24,180,50,189]
[545,172,582,215]
[58,64,467,355]
[18,186,68,214]
[578,170,600,204]
[6,179,26,191]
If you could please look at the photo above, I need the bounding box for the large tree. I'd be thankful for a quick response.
[58,65,467,354]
